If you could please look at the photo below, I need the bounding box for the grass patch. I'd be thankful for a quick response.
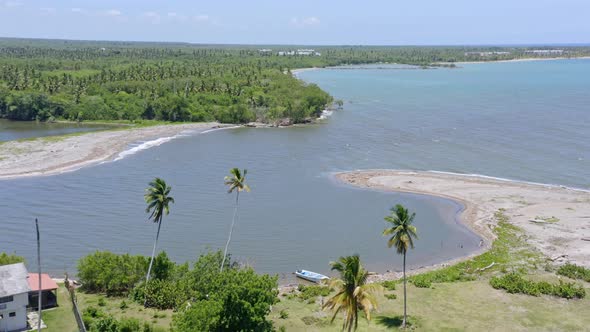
[490,272,586,299]
[408,210,542,285]
[296,284,332,301]
[43,284,79,332]
[557,263,590,282]
[381,280,397,290]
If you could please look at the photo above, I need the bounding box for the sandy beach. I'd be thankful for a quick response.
[0,122,231,179]
[332,170,590,282]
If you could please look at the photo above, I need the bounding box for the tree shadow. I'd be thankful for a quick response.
[376,315,404,328]
[376,315,418,329]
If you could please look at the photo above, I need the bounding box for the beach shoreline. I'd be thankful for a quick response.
[314,169,590,286]
[0,122,234,180]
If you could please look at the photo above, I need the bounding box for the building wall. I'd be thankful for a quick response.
[0,292,28,332]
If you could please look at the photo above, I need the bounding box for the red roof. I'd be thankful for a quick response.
[27,273,58,292]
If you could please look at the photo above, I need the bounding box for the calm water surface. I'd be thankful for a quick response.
[2,59,589,278]
[0,119,112,141]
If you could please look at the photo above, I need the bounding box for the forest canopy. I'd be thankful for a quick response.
[1,38,589,124]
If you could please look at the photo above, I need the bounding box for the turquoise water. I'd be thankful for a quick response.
[1,59,589,279]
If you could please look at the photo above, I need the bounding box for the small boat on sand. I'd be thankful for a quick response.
[295,269,329,284]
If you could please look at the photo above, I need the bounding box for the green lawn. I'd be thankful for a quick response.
[43,284,78,332]
[271,278,590,331]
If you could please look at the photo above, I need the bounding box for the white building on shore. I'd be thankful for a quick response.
[0,263,30,332]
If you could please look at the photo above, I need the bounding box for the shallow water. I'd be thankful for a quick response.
[2,59,589,278]
[0,119,112,141]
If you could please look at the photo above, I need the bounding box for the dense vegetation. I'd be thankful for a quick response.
[490,272,586,299]
[557,263,590,282]
[0,252,25,265]
[1,38,589,125]
[78,250,278,331]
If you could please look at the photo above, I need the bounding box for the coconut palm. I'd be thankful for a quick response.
[323,254,382,332]
[220,168,250,272]
[383,204,418,328]
[144,178,174,284]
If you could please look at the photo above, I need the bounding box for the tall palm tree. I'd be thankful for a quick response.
[323,255,382,332]
[220,168,250,272]
[144,178,174,284]
[383,204,418,328]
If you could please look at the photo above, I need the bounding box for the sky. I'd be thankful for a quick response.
[0,0,589,45]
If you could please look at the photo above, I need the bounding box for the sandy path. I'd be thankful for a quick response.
[336,170,590,272]
[0,122,232,179]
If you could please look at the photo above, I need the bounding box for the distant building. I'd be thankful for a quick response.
[278,49,321,56]
[525,49,564,54]
[0,263,30,332]
[464,51,511,56]
[258,49,272,54]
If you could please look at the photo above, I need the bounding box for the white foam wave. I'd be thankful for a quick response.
[115,136,178,161]
[319,109,333,120]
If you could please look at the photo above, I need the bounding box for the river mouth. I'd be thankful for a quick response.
[2,60,589,279]
[0,119,116,142]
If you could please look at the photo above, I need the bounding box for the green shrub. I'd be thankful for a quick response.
[0,252,25,266]
[411,275,432,288]
[297,284,331,300]
[557,263,590,282]
[119,300,128,310]
[97,297,106,307]
[490,273,585,299]
[279,309,289,319]
[385,293,397,300]
[381,280,396,290]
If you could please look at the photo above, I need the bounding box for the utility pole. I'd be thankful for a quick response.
[35,218,41,332]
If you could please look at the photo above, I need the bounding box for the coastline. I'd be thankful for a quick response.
[0,122,233,180]
[328,170,590,284]
[438,56,590,65]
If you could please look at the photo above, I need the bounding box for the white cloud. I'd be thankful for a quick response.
[290,16,320,28]
[142,11,161,24]
[71,8,86,14]
[167,12,188,22]
[193,14,209,22]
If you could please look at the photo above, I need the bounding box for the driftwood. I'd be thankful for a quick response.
[476,262,495,272]
[529,219,549,224]
[581,238,590,242]
[549,254,568,261]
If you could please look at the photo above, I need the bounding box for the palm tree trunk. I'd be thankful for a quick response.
[144,218,162,306]
[221,190,239,272]
[402,251,407,328]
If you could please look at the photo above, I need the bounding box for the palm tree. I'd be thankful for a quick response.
[382,204,418,328]
[144,178,174,284]
[323,255,382,332]
[220,168,250,272]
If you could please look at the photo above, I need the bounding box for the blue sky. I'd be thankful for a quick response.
[1,0,589,45]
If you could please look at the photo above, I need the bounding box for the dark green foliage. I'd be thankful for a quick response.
[384,293,397,300]
[296,284,331,300]
[411,275,432,288]
[490,273,585,299]
[77,251,149,295]
[0,252,25,266]
[557,263,590,282]
[381,280,397,291]
[171,261,278,331]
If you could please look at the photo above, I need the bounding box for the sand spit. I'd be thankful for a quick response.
[334,170,590,281]
[0,122,232,179]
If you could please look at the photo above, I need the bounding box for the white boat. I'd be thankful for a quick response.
[295,269,329,284]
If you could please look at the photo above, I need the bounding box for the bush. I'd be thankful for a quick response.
[381,280,396,290]
[97,297,106,307]
[385,293,397,300]
[279,309,289,319]
[0,252,25,266]
[119,300,128,310]
[557,263,590,282]
[77,251,148,295]
[411,275,432,288]
[297,284,331,300]
[490,273,585,299]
